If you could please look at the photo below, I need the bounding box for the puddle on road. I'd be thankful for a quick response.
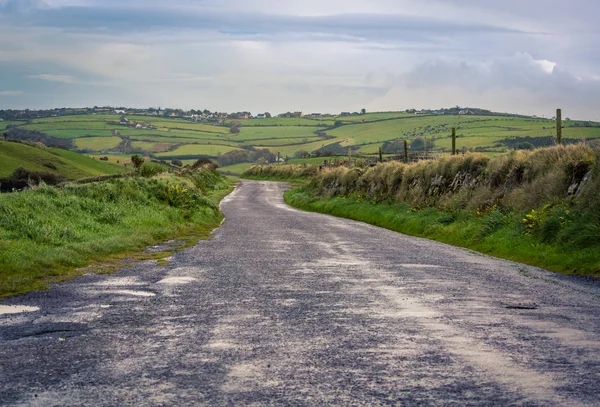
[0,305,40,315]
[157,277,198,285]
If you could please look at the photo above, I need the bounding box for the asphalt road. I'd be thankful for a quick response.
[2,180,600,406]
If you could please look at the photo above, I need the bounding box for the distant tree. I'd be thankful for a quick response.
[131,154,145,169]
[265,112,272,118]
[230,120,241,134]
[171,159,183,167]
[361,108,366,115]
[410,137,435,150]
[294,150,310,159]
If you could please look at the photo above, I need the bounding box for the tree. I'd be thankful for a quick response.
[230,120,241,134]
[361,108,366,115]
[131,154,144,169]
[410,137,435,150]
[265,112,272,118]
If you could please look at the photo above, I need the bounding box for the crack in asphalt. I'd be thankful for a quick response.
[1,180,600,406]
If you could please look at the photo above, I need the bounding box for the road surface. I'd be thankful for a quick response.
[2,180,600,406]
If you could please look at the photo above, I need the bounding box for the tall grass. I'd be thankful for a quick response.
[0,167,231,297]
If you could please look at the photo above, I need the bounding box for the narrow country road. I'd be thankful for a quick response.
[2,180,600,406]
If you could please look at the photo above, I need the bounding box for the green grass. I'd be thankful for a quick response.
[226,117,334,127]
[0,141,123,179]
[284,190,600,276]
[234,126,323,141]
[130,140,179,153]
[44,129,118,139]
[336,112,414,122]
[74,136,122,151]
[0,168,233,298]
[155,144,243,158]
[218,162,255,175]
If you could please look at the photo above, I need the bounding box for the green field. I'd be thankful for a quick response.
[217,162,255,175]
[155,144,242,158]
[6,111,600,168]
[0,140,123,179]
[75,136,122,151]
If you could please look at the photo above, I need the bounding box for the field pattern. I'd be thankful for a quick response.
[5,111,600,167]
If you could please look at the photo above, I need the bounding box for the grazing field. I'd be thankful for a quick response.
[155,144,242,158]
[217,162,255,175]
[0,140,122,179]
[235,126,324,141]
[74,136,122,151]
[5,111,600,170]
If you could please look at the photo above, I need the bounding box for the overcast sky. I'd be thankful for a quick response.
[0,0,599,119]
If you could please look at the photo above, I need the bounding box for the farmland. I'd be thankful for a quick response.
[0,140,123,179]
[4,110,600,175]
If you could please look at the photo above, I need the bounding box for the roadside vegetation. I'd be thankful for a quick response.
[244,145,600,276]
[0,157,232,298]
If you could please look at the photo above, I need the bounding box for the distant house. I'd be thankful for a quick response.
[135,123,143,129]
[120,116,128,124]
[340,112,351,117]
[256,113,266,119]
[238,113,249,119]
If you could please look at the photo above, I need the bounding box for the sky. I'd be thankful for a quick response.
[0,0,599,119]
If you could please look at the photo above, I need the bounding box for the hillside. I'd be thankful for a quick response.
[0,140,123,180]
[4,110,600,175]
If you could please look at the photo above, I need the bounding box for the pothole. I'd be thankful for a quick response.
[505,303,539,310]
[1,322,87,341]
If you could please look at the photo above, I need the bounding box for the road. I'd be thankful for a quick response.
[2,180,600,406]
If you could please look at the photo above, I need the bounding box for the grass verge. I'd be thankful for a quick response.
[284,188,600,276]
[0,167,233,298]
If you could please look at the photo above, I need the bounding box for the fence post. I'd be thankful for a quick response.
[556,109,562,146]
[379,146,383,163]
[403,140,408,163]
[452,127,456,155]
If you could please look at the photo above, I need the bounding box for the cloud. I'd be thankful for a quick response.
[368,52,600,119]
[28,73,79,83]
[0,90,25,96]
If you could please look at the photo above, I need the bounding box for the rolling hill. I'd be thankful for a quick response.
[4,109,600,175]
[0,140,123,180]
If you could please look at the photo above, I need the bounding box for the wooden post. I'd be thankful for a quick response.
[277,151,280,163]
[556,109,562,145]
[452,127,456,155]
[348,147,351,166]
[379,146,383,163]
[403,140,408,163]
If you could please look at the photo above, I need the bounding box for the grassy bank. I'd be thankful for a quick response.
[284,189,598,275]
[247,145,600,276]
[0,165,232,298]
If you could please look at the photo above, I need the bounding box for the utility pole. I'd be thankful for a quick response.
[556,108,562,146]
[452,127,456,155]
